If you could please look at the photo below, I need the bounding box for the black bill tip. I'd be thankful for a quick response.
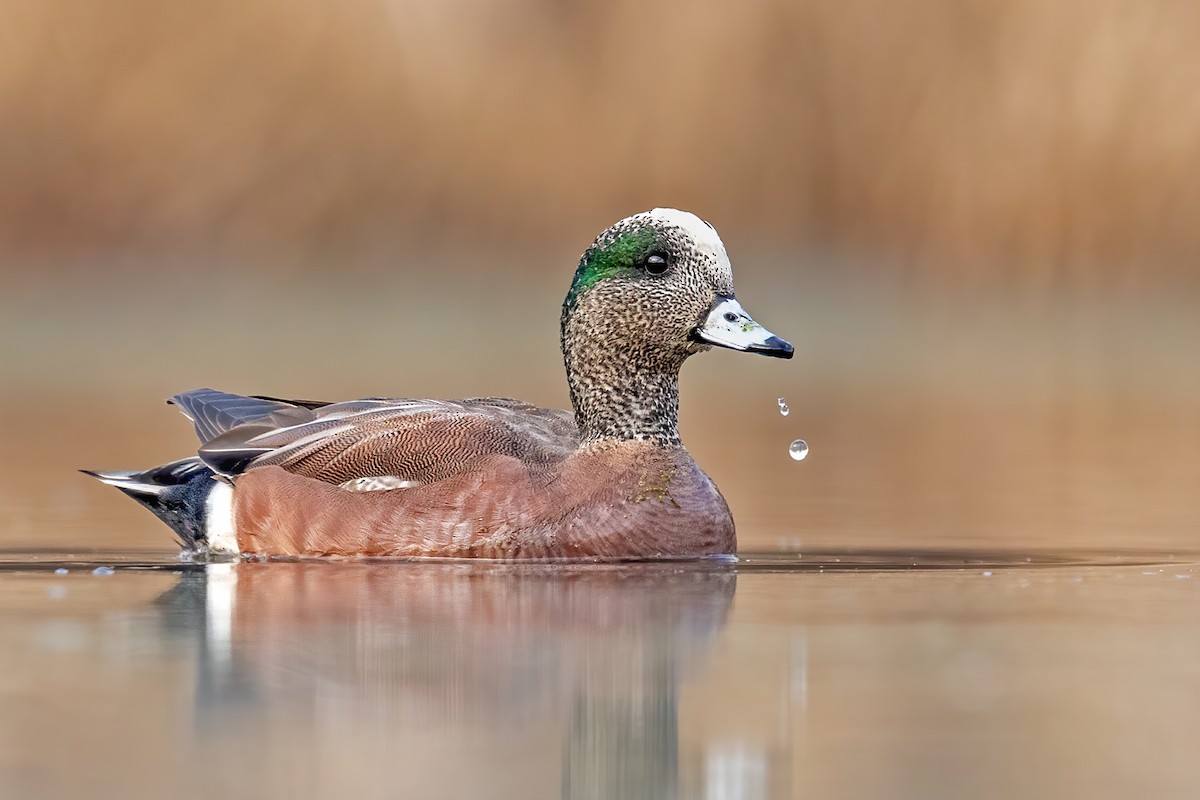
[749,336,794,359]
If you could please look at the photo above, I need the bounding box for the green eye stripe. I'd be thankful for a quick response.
[565,227,660,309]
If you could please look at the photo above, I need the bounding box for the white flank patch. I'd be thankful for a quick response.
[338,476,422,492]
[204,480,239,555]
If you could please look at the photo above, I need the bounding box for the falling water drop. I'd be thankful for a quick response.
[776,397,790,416]
[788,439,809,461]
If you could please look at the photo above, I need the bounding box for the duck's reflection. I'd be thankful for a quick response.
[155,561,736,799]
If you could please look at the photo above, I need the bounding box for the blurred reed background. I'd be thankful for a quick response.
[1,0,1197,553]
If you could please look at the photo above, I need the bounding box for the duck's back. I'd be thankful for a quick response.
[176,389,578,486]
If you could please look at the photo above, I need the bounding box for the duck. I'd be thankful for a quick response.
[84,209,792,560]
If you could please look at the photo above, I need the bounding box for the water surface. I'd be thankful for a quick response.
[2,551,1198,799]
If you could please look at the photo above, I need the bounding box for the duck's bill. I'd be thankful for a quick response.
[692,296,794,359]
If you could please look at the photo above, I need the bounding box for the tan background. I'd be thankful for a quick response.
[1,0,1197,553]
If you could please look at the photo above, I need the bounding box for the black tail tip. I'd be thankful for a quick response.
[81,459,216,549]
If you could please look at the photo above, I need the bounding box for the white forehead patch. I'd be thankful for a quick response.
[646,208,728,257]
[624,208,733,286]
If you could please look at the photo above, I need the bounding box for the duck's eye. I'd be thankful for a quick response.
[644,253,669,275]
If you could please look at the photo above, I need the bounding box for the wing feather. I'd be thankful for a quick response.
[192,395,578,483]
[171,388,317,444]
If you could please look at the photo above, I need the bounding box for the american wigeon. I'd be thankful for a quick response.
[84,209,792,559]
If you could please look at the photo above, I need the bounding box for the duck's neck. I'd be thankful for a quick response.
[563,338,685,447]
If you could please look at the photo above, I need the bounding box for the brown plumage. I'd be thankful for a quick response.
[234,442,732,558]
[214,398,578,485]
[86,209,793,560]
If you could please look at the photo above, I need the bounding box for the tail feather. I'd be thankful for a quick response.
[81,458,208,496]
[80,468,163,492]
[86,387,331,553]
[81,458,216,550]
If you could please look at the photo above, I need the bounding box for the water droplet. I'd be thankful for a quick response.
[788,439,809,461]
[92,566,114,576]
[54,568,68,575]
[776,397,790,416]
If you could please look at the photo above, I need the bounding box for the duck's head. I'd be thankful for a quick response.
[562,208,793,366]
